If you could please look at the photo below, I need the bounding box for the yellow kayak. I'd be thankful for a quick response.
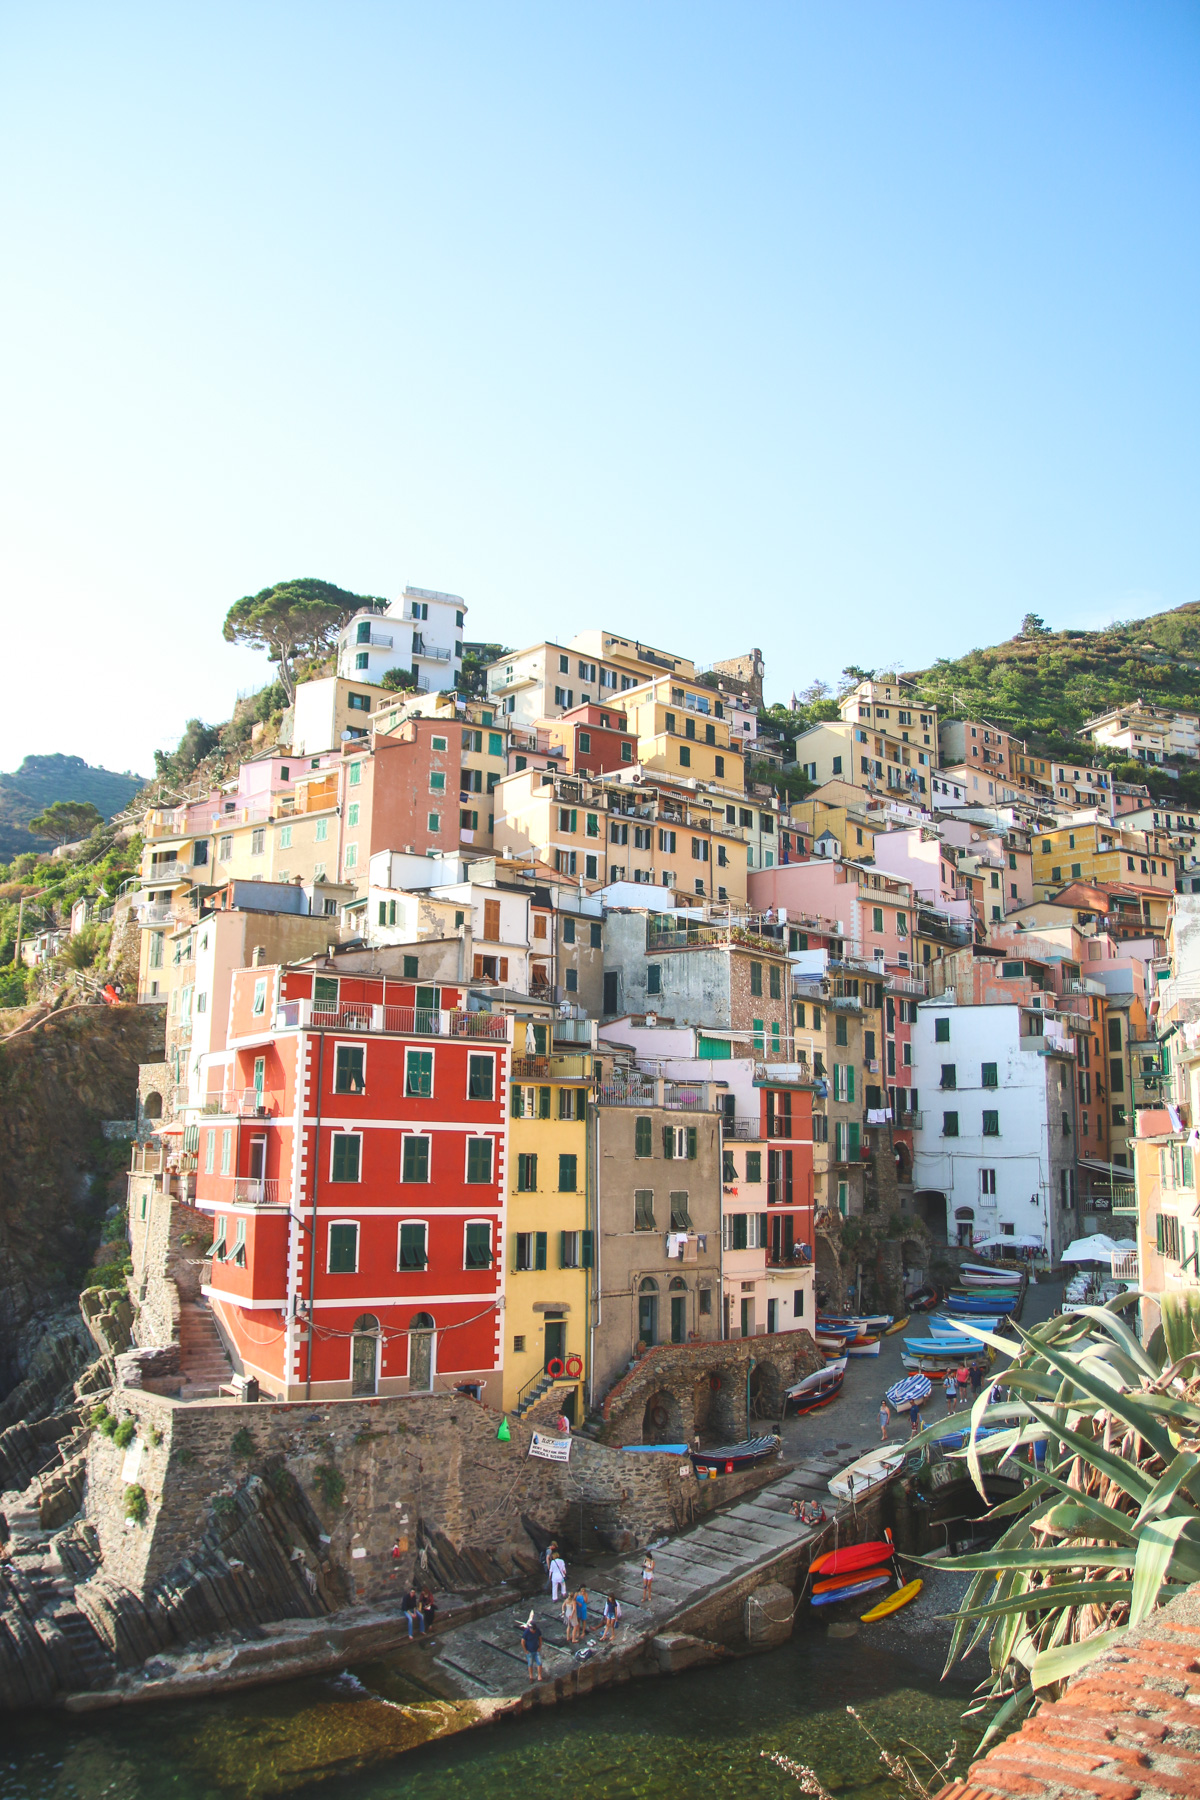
[884,1317,909,1336]
[861,1578,922,1621]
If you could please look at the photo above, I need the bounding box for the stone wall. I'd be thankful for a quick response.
[127,1187,208,1348]
[598,1330,823,1446]
[84,1389,703,1605]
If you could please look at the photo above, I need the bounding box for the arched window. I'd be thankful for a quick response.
[669,1276,687,1290]
[142,1091,163,1120]
[639,1277,659,1292]
[353,1313,380,1332]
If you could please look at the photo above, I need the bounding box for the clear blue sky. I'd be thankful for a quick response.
[1,2,1196,775]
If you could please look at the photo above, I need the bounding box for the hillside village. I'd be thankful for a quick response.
[58,584,1198,1417]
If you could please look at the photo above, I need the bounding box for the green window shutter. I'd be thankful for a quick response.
[465,1222,492,1267]
[331,1135,360,1182]
[511,1085,524,1118]
[848,1122,860,1159]
[402,1136,429,1182]
[687,1126,697,1160]
[328,1223,357,1272]
[760,1213,768,1245]
[663,1125,674,1159]
[581,1229,593,1269]
[468,1055,494,1100]
[466,1138,493,1183]
[539,1086,551,1118]
[635,1116,652,1156]
[559,1230,570,1268]
[558,1154,577,1192]
[847,1065,855,1103]
[732,1214,748,1250]
[535,1231,547,1270]
[399,1223,426,1268]
[406,1051,433,1097]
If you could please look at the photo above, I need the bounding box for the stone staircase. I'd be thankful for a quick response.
[513,1373,557,1419]
[178,1302,233,1399]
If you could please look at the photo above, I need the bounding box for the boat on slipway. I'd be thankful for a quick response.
[827,1447,906,1504]
[785,1357,847,1415]
[690,1435,781,1475]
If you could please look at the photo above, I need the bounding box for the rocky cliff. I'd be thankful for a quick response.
[0,1004,164,1397]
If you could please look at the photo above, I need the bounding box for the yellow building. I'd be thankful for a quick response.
[620,673,746,793]
[1031,819,1178,902]
[494,767,749,903]
[790,796,877,862]
[502,1040,593,1423]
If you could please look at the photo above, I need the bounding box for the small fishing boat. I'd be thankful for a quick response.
[884,1316,909,1335]
[885,1373,932,1408]
[690,1435,781,1475]
[815,1332,851,1351]
[910,1291,941,1313]
[818,1314,892,1334]
[811,1573,891,1607]
[945,1295,1014,1316]
[786,1357,847,1415]
[810,1533,895,1578]
[845,1335,881,1356]
[813,1564,892,1595]
[861,1579,922,1621]
[959,1263,1023,1284]
[828,1447,905,1503]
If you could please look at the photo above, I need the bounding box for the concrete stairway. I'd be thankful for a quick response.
[423,1444,866,1699]
[178,1302,233,1399]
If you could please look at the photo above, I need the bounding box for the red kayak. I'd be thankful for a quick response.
[810,1532,895,1578]
[813,1564,893,1595]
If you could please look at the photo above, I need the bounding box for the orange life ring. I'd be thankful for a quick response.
[565,1354,583,1379]
[547,1358,565,1379]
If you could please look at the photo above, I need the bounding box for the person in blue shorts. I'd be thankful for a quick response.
[575,1587,589,1636]
[520,1613,543,1681]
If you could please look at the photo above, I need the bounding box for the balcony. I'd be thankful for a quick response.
[412,639,452,662]
[753,1061,813,1086]
[142,861,188,886]
[271,1001,510,1039]
[1111,1182,1137,1214]
[511,1053,593,1080]
[201,1089,281,1118]
[1112,1246,1139,1281]
[200,1176,285,1207]
[597,1081,713,1111]
[721,1118,763,1141]
[136,904,177,927]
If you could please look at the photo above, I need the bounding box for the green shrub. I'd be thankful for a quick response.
[230,1427,255,1460]
[314,1463,345,1508]
[112,1418,137,1450]
[147,1426,163,1448]
[89,1404,111,1430]
[212,1493,237,1516]
[124,1484,148,1524]
[97,1412,119,1439]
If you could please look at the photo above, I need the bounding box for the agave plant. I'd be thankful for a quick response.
[909,1293,1200,1746]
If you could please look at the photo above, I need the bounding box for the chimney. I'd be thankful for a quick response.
[251,945,266,967]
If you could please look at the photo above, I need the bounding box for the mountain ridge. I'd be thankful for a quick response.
[0,754,147,861]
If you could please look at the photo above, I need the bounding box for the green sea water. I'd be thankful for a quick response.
[0,1619,976,1800]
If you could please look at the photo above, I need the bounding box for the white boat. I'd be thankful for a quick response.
[845,1336,881,1356]
[828,1447,906,1503]
[959,1265,1022,1286]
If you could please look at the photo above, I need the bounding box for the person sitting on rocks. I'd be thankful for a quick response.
[402,1587,425,1637]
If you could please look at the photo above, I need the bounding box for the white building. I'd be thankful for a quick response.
[909,998,1079,1260]
[336,586,466,694]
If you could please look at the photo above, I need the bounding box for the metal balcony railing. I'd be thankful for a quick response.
[201,1089,280,1117]
[1112,1247,1139,1281]
[198,1176,284,1206]
[273,1001,510,1039]
[142,861,187,885]
[412,639,452,662]
[1111,1183,1138,1214]
[136,905,176,926]
[511,1053,593,1080]
[721,1118,763,1141]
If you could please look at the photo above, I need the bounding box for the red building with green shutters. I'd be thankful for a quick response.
[193,957,511,1402]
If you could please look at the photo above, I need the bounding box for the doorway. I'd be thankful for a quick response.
[408,1312,435,1391]
[544,1317,566,1370]
[740,1297,753,1338]
[670,1278,687,1344]
[767,1297,779,1333]
[638,1279,659,1346]
[351,1314,379,1396]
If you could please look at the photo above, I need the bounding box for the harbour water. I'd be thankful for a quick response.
[0,1602,977,1800]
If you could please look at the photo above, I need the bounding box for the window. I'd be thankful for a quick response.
[315,818,328,842]
[982,1110,1000,1136]
[715,756,725,777]
[679,746,691,766]
[514,1234,547,1272]
[935,1017,950,1042]
[647,963,662,995]
[401,1136,430,1183]
[399,1222,427,1269]
[940,1064,956,1090]
[769,964,781,999]
[403,954,418,978]
[659,829,676,854]
[429,772,446,794]
[253,977,268,1017]
[432,734,448,751]
[558,1154,578,1192]
[221,1128,233,1175]
[635,1116,653,1157]
[980,1168,997,1195]
[349,760,362,785]
[565,968,578,992]
[517,1153,538,1192]
[835,1014,847,1047]
[745,1150,762,1182]
[873,907,884,933]
[405,1049,433,1097]
[468,1054,494,1100]
[634,1189,655,1230]
[1108,1018,1122,1051]
[663,1124,698,1159]
[942,1112,959,1137]
[334,1045,365,1093]
[669,1191,692,1229]
[750,961,763,996]
[279,824,293,849]
[590,922,601,948]
[211,1216,227,1260]
[331,1134,361,1182]
[464,1221,493,1267]
[328,1222,358,1272]
[558,1087,579,1120]
[428,813,441,833]
[981,1062,998,1088]
[344,844,358,870]
[465,1139,494,1184]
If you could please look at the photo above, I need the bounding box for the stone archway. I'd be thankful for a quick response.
[913,1190,948,1243]
[641,1388,685,1444]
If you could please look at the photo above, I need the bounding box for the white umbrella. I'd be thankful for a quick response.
[1062,1235,1118,1265]
[1013,1234,1044,1249]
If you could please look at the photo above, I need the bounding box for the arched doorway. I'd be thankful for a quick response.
[641,1388,684,1443]
[913,1190,948,1242]
[351,1314,380,1396]
[637,1278,659,1348]
[142,1091,163,1121]
[669,1276,688,1344]
[954,1206,975,1248]
[408,1312,435,1392]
